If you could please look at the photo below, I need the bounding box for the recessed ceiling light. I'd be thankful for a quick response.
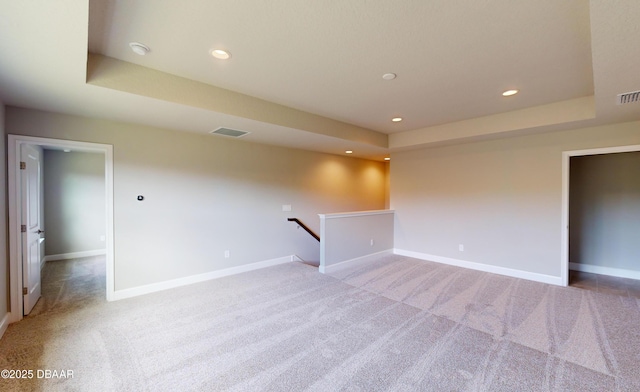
[502,89,519,97]
[382,73,397,80]
[384,157,391,161]
[129,42,150,56]
[345,150,353,154]
[392,117,403,122]
[211,49,231,60]
[63,149,71,153]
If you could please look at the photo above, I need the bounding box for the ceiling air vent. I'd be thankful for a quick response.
[616,90,640,105]
[209,127,250,138]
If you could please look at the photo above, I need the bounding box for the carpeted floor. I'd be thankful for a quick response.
[1,254,639,391]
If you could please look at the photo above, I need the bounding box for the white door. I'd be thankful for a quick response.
[21,144,43,315]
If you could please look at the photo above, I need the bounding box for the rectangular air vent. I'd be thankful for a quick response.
[616,90,640,105]
[210,127,250,138]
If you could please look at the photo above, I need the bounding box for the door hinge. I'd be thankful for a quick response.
[20,161,26,170]
[23,287,28,295]
[21,225,26,233]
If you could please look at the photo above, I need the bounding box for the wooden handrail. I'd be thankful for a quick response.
[287,218,320,242]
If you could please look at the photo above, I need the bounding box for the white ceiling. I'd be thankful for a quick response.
[1,0,639,160]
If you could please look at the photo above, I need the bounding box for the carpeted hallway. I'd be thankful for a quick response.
[1,254,639,391]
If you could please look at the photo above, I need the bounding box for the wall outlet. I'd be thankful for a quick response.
[100,235,105,242]
[459,244,464,252]
[282,204,292,212]
[224,250,230,258]
[370,239,374,246]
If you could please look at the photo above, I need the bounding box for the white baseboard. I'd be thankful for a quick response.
[43,249,107,262]
[569,262,640,280]
[319,249,394,274]
[0,312,10,341]
[394,249,563,286]
[112,255,294,301]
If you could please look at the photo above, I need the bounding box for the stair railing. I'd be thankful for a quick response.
[287,218,320,242]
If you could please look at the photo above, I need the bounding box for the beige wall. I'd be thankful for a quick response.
[43,150,106,256]
[6,107,386,291]
[391,120,640,278]
[384,161,391,209]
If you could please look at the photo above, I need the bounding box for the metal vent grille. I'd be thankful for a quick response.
[616,90,640,105]
[210,127,250,138]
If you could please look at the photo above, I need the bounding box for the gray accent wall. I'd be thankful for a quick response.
[569,152,640,272]
[43,150,106,256]
[391,121,640,279]
[6,107,387,291]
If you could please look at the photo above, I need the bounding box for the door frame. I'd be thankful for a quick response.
[561,143,640,287]
[8,135,115,323]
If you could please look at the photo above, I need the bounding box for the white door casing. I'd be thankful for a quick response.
[21,144,43,315]
[561,143,640,287]
[8,135,115,324]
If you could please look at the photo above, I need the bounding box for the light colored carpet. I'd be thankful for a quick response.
[1,254,639,391]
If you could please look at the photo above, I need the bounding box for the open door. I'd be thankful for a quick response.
[9,135,115,323]
[21,144,43,315]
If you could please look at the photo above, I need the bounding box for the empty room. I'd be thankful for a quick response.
[1,1,640,391]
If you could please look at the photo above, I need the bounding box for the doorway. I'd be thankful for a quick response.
[561,144,640,288]
[8,135,114,323]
